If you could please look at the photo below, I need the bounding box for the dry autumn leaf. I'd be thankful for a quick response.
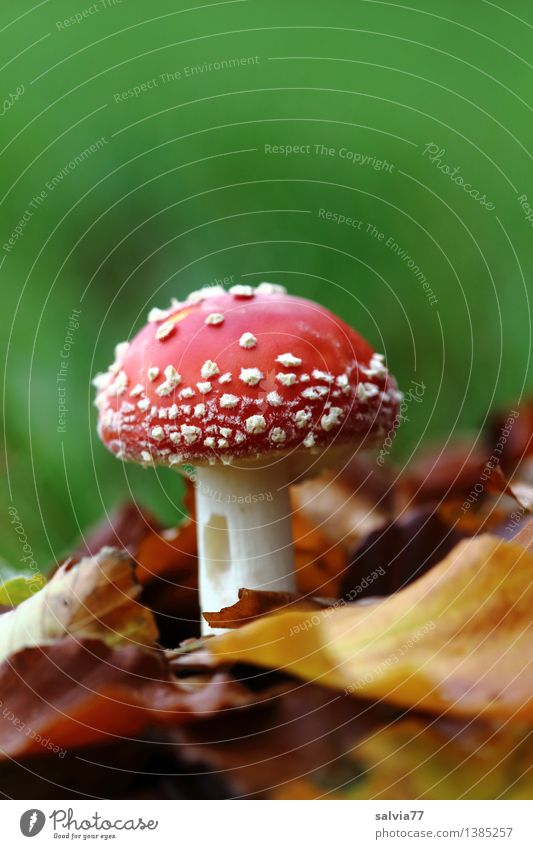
[210,535,533,722]
[203,588,330,629]
[0,547,158,663]
[0,548,287,763]
[2,398,532,797]
[168,682,395,799]
[0,637,264,760]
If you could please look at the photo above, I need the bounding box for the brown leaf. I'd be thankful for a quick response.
[341,453,397,510]
[170,681,533,799]
[71,502,160,561]
[291,507,348,598]
[203,588,330,629]
[136,516,198,585]
[0,637,261,760]
[137,519,200,645]
[169,684,393,798]
[485,465,533,514]
[341,507,466,599]
[399,437,490,504]
[486,402,532,473]
[292,470,389,552]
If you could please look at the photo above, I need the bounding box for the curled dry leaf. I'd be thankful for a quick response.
[0,547,158,664]
[210,535,533,722]
[395,404,533,538]
[203,588,330,630]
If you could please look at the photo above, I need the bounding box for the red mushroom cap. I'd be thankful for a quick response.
[94,284,401,467]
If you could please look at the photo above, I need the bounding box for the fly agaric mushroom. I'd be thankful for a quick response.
[94,283,401,632]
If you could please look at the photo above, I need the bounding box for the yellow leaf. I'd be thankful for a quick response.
[0,572,46,606]
[271,719,533,800]
[211,535,533,721]
[345,719,533,800]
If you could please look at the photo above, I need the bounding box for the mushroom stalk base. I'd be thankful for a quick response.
[194,462,296,634]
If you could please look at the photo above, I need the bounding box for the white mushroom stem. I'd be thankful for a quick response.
[193,461,296,634]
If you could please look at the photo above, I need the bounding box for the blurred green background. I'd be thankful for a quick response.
[1,0,532,570]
